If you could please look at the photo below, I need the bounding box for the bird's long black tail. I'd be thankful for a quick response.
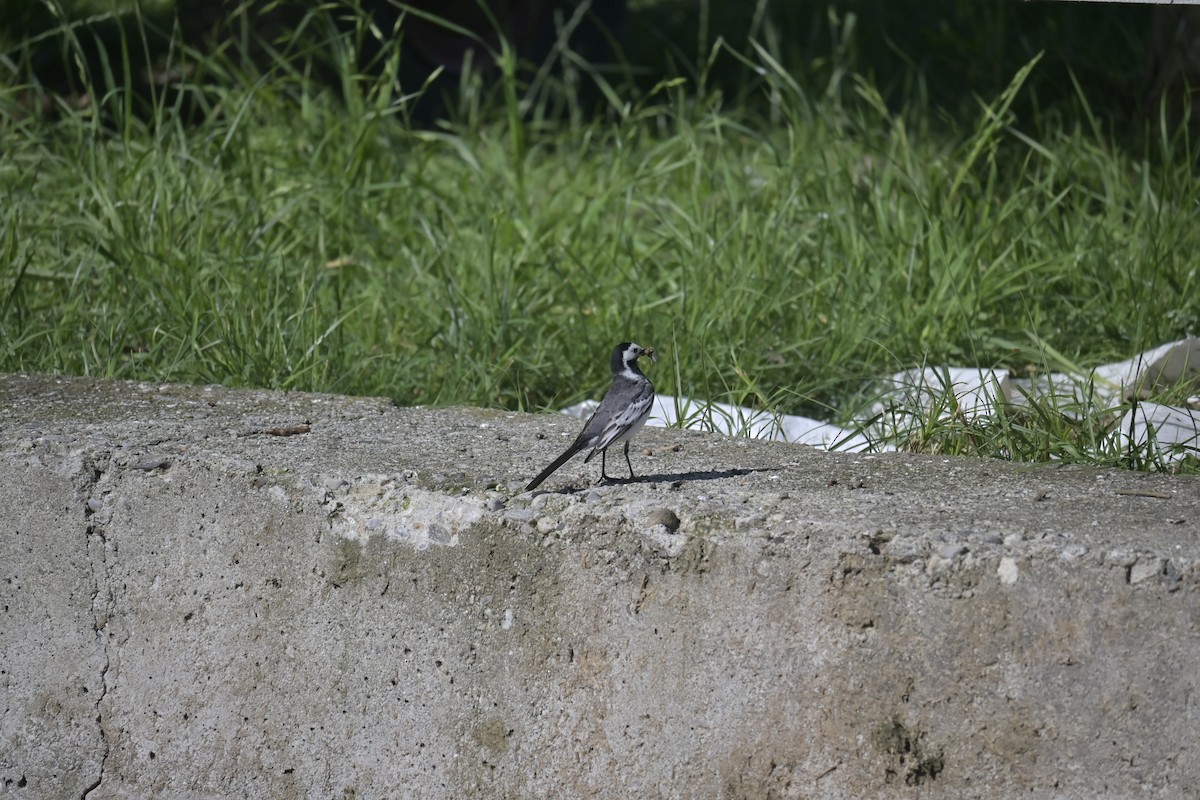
[526,442,585,491]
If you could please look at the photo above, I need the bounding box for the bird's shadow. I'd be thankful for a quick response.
[535,467,773,496]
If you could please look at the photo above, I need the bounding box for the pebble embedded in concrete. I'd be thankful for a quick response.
[1129,558,1165,585]
[937,544,965,561]
[1060,544,1088,562]
[925,553,951,576]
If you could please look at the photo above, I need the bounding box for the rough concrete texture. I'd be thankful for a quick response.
[2,371,1198,799]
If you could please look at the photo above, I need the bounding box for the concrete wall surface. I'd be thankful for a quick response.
[2,372,1198,799]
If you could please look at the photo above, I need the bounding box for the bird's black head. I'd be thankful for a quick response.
[611,342,654,375]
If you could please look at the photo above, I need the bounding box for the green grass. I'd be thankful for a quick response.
[1,2,1198,472]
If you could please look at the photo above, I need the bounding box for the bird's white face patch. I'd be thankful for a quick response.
[621,343,646,379]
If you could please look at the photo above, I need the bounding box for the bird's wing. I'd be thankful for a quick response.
[589,381,654,454]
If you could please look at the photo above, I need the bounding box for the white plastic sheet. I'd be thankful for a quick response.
[559,338,1200,463]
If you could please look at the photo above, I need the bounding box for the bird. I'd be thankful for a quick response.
[526,342,656,491]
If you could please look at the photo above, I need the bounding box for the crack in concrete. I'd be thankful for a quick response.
[79,452,116,800]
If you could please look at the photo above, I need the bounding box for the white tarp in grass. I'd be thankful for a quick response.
[559,337,1200,464]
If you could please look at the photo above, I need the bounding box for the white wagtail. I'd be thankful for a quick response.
[526,342,656,491]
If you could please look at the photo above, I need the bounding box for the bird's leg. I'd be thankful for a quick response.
[599,448,610,484]
[623,440,636,480]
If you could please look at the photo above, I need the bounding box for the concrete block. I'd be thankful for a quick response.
[1,373,1198,798]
